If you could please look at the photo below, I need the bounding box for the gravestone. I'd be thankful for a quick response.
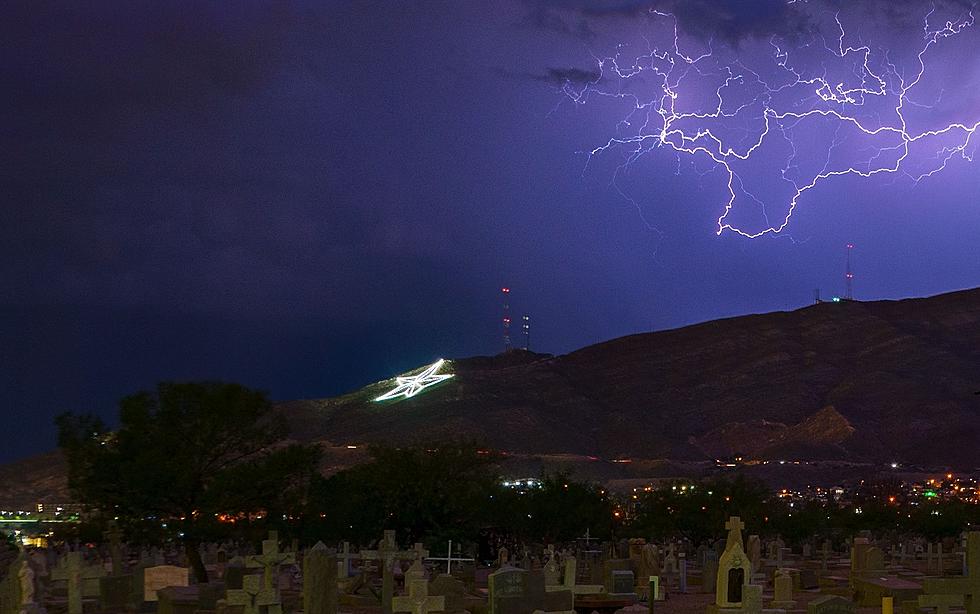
[362,530,420,614]
[800,569,819,590]
[921,531,979,614]
[703,558,718,594]
[392,578,445,614]
[246,532,295,593]
[143,565,190,602]
[771,569,796,609]
[99,574,132,610]
[746,536,761,574]
[224,573,280,614]
[742,584,762,613]
[609,570,635,598]
[715,517,751,609]
[918,594,964,614]
[488,566,566,614]
[303,542,337,614]
[807,595,855,614]
[488,566,530,614]
[51,552,105,614]
[336,541,360,579]
[223,556,246,590]
[158,585,203,614]
[429,575,466,614]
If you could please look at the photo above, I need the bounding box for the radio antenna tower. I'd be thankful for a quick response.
[501,287,512,352]
[522,315,530,351]
[845,243,854,300]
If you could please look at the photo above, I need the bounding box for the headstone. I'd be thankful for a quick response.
[716,517,751,609]
[921,531,979,614]
[361,530,420,614]
[678,554,687,593]
[918,593,965,614]
[746,535,761,574]
[488,566,529,614]
[158,585,202,614]
[771,568,796,609]
[224,573,280,614]
[245,532,295,593]
[99,574,131,610]
[800,569,819,590]
[224,556,246,590]
[610,570,635,597]
[702,559,718,594]
[143,565,190,602]
[742,584,762,614]
[807,594,856,613]
[50,552,105,614]
[562,555,577,590]
[487,566,562,614]
[392,578,445,614]
[429,575,466,614]
[497,547,509,569]
[303,542,337,614]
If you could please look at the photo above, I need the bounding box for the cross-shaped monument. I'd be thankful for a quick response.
[392,578,446,614]
[50,552,102,614]
[337,541,361,578]
[246,531,296,593]
[426,540,475,576]
[225,573,282,614]
[922,531,980,614]
[103,523,125,576]
[726,517,745,549]
[361,530,423,614]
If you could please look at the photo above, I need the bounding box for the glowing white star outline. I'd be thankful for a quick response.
[373,359,454,402]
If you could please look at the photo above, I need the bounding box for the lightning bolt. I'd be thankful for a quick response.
[560,3,980,238]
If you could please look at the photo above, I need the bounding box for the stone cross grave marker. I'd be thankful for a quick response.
[427,541,472,577]
[392,578,446,614]
[104,523,125,576]
[225,572,281,614]
[361,530,422,614]
[246,531,296,593]
[50,552,105,614]
[337,541,360,579]
[922,531,980,614]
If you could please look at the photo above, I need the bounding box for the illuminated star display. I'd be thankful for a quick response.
[374,359,454,402]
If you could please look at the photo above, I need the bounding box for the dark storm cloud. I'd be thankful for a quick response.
[2,1,300,139]
[537,67,602,85]
[522,0,810,43]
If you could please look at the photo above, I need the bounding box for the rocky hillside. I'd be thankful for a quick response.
[4,288,980,506]
[283,288,980,468]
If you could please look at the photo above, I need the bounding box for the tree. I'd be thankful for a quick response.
[57,381,321,583]
[308,442,499,546]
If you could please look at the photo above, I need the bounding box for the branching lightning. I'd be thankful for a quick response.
[561,3,980,237]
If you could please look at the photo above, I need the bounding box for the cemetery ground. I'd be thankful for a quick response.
[2,381,977,613]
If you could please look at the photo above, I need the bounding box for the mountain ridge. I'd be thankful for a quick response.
[4,288,980,506]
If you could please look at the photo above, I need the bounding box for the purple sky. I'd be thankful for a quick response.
[2,0,979,461]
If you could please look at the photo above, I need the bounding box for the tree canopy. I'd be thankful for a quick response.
[57,381,321,582]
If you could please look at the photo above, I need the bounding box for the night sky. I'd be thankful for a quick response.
[3,0,979,462]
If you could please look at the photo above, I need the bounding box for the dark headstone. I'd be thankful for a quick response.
[800,569,820,590]
[808,595,856,614]
[100,574,132,610]
[157,586,199,614]
[430,574,466,614]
